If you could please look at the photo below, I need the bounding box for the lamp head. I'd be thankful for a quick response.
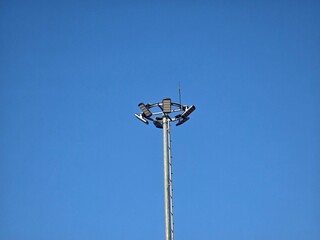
[176,117,190,126]
[153,121,163,128]
[162,98,171,113]
[138,103,152,117]
[134,113,149,125]
[181,105,196,118]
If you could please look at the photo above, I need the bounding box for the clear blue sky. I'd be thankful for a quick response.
[1,1,319,239]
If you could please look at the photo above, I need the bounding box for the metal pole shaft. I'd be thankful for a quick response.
[163,117,171,240]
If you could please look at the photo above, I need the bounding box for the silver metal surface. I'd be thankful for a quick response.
[134,98,195,240]
[167,122,174,240]
[163,117,171,240]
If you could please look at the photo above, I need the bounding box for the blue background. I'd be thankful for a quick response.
[1,1,319,239]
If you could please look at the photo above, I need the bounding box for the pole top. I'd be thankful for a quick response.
[135,98,196,128]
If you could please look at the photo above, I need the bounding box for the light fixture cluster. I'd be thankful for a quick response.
[135,98,196,128]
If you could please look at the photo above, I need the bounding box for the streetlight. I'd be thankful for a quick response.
[134,98,196,240]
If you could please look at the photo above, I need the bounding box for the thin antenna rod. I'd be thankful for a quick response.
[178,81,182,109]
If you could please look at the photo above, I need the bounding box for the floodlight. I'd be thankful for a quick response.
[135,113,149,124]
[153,121,163,129]
[181,105,196,118]
[138,103,152,117]
[162,98,171,113]
[176,117,189,126]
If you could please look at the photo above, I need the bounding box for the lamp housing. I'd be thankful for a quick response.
[138,103,152,117]
[162,98,171,113]
[181,105,196,118]
[153,121,163,128]
[176,117,189,126]
[135,113,149,125]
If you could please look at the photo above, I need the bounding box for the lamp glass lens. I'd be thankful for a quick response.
[162,98,171,113]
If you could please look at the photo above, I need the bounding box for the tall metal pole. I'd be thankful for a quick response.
[163,116,171,240]
[135,99,195,240]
